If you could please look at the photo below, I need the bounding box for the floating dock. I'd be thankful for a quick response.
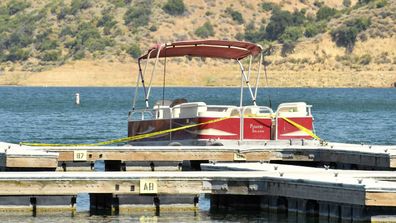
[0,163,396,221]
[3,140,396,171]
[0,142,58,171]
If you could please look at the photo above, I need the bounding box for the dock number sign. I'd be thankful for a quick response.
[233,153,246,161]
[73,150,87,161]
[140,179,158,194]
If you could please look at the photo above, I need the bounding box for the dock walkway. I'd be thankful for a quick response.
[0,163,396,220]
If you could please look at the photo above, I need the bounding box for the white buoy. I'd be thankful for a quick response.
[75,93,80,105]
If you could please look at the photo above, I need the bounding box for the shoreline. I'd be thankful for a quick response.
[0,84,394,89]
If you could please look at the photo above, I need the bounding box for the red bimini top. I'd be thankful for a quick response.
[139,40,262,61]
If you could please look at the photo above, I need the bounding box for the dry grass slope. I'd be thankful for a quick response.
[0,0,395,87]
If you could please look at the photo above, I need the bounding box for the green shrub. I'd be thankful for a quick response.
[346,17,371,32]
[261,2,279,12]
[7,30,33,48]
[124,1,152,27]
[73,49,85,60]
[357,0,374,5]
[97,14,116,30]
[85,38,111,51]
[331,26,358,52]
[235,32,244,41]
[280,26,303,45]
[225,8,244,24]
[343,0,351,7]
[313,0,324,7]
[195,21,215,38]
[7,0,31,15]
[41,50,62,61]
[37,39,59,51]
[304,21,326,37]
[149,25,158,32]
[110,0,131,7]
[50,1,70,20]
[316,6,337,21]
[243,22,266,42]
[76,23,101,45]
[127,44,141,59]
[331,17,371,52]
[60,26,76,36]
[71,22,112,52]
[163,0,185,16]
[280,26,303,56]
[375,0,387,8]
[359,54,371,65]
[265,9,306,41]
[7,47,30,61]
[70,0,92,15]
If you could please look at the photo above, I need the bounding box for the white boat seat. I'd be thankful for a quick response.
[178,102,207,118]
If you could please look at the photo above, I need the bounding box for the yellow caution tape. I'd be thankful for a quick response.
[20,115,321,147]
[280,116,321,140]
[20,117,230,147]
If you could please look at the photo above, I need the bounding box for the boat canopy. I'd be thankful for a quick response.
[139,40,262,60]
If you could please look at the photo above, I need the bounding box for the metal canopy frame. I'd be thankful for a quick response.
[132,40,264,111]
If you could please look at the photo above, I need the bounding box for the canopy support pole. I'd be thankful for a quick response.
[247,55,252,81]
[136,49,154,110]
[237,60,257,106]
[254,53,263,100]
[239,60,244,142]
[132,61,142,110]
[145,45,163,109]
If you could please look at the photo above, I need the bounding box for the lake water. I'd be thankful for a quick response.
[0,87,396,222]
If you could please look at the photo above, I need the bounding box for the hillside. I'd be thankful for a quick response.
[0,0,395,87]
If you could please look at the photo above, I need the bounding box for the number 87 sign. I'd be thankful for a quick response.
[73,150,87,161]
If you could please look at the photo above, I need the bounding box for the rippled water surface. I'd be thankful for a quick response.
[1,87,395,145]
[0,87,396,222]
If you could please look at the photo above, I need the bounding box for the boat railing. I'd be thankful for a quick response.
[128,109,156,121]
[129,104,274,121]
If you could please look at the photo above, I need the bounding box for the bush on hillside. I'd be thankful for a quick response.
[50,1,70,20]
[359,54,371,65]
[313,0,324,7]
[243,22,262,42]
[97,14,117,35]
[68,22,113,53]
[7,0,31,15]
[331,17,371,52]
[97,14,116,28]
[7,30,33,48]
[195,21,215,38]
[343,0,352,7]
[41,50,62,61]
[261,2,279,12]
[124,1,152,28]
[225,8,244,24]
[73,49,85,60]
[331,26,358,52]
[265,9,306,41]
[60,26,76,36]
[70,0,92,15]
[110,0,132,7]
[127,44,141,59]
[7,47,30,61]
[375,0,387,8]
[280,26,303,56]
[36,38,59,52]
[304,21,326,37]
[316,6,337,21]
[163,0,185,16]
